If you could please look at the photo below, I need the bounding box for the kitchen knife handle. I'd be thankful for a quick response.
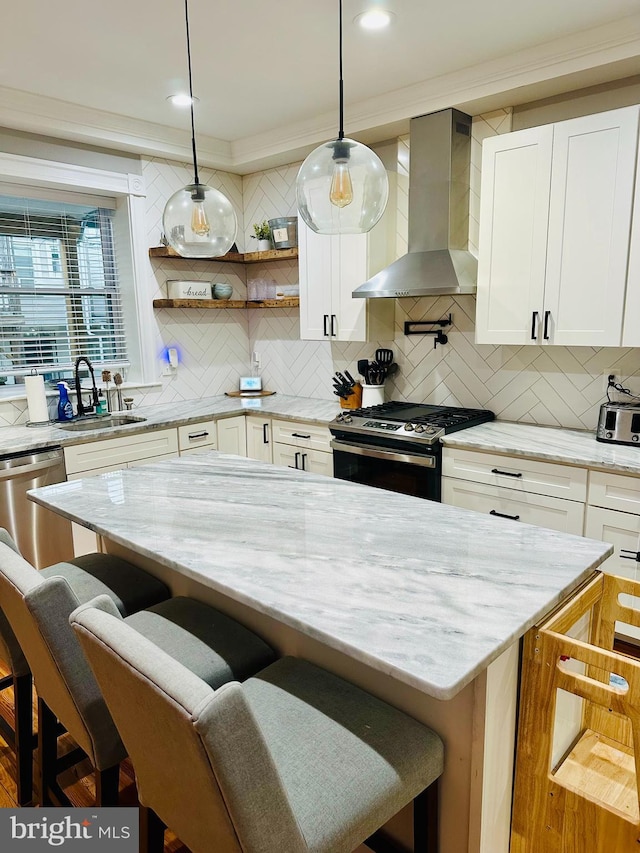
[301,453,308,471]
[323,314,329,337]
[292,433,311,439]
[543,310,551,340]
[531,311,538,341]
[330,314,337,337]
[491,468,522,478]
[490,509,521,521]
[262,423,269,444]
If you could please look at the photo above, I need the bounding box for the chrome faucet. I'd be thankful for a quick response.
[74,356,100,417]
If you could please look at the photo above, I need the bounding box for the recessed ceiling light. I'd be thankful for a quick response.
[355,10,394,30]
[167,94,199,108]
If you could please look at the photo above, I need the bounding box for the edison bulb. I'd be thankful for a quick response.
[329,162,353,208]
[190,200,210,236]
[297,137,389,234]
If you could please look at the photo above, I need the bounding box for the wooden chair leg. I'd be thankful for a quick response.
[95,763,120,806]
[414,779,439,852]
[37,698,70,806]
[13,673,33,806]
[140,805,165,853]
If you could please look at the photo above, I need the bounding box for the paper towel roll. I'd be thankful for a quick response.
[25,374,50,423]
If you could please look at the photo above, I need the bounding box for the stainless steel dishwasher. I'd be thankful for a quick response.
[0,447,74,568]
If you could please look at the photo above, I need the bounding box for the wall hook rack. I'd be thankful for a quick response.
[403,314,452,348]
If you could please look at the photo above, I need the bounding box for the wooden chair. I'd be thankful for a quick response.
[72,598,444,853]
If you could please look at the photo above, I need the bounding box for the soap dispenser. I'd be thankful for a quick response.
[57,382,74,421]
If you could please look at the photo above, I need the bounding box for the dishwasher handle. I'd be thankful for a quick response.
[0,452,64,481]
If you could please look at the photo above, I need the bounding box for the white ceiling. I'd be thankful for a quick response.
[2,0,640,173]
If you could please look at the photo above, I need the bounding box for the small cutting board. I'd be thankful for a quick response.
[224,390,276,397]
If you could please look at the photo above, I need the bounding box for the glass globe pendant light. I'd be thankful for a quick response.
[296,0,389,235]
[163,0,237,258]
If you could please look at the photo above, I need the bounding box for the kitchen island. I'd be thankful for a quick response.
[29,451,612,853]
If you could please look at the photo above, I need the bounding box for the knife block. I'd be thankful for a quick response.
[340,383,362,409]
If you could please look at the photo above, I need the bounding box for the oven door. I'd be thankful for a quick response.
[330,438,441,502]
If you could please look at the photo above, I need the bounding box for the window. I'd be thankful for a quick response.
[0,192,127,385]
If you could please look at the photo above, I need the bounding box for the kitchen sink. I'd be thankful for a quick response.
[57,415,147,432]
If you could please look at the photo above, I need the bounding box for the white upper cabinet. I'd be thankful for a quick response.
[476,106,640,346]
[298,215,394,342]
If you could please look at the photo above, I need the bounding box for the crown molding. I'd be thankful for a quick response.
[1,14,639,175]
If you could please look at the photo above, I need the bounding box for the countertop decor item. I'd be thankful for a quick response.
[295,0,388,235]
[213,283,233,300]
[161,0,237,259]
[251,220,271,252]
[268,217,297,249]
[167,280,212,300]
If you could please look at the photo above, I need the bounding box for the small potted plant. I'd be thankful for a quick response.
[252,220,272,252]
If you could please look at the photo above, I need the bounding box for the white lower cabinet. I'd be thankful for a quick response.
[272,444,333,475]
[64,427,179,555]
[177,420,217,455]
[216,415,247,456]
[246,416,273,463]
[271,418,333,475]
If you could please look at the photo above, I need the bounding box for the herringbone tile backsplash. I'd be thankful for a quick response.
[2,111,638,429]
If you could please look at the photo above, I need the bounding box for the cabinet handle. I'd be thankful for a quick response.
[301,453,308,471]
[620,549,640,562]
[292,432,311,439]
[490,509,521,521]
[188,431,209,440]
[543,310,551,341]
[330,314,337,337]
[531,311,538,341]
[295,451,301,469]
[323,314,329,337]
[491,468,523,478]
[262,423,269,444]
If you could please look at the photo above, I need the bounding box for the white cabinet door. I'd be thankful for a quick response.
[332,233,367,341]
[177,420,217,453]
[476,106,639,347]
[298,219,333,340]
[476,126,553,345]
[246,417,273,463]
[302,449,334,477]
[623,137,640,346]
[216,415,247,456]
[441,478,585,535]
[545,107,638,346]
[272,444,303,470]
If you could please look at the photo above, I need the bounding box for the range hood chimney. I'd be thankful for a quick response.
[353,108,477,299]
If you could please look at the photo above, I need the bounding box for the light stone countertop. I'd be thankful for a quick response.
[29,451,611,701]
[0,395,341,457]
[443,420,640,476]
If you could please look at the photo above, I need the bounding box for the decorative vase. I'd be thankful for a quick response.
[257,239,271,252]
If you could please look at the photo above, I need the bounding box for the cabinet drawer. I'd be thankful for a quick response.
[442,447,587,502]
[272,419,331,452]
[441,477,585,536]
[272,444,333,475]
[64,428,178,475]
[588,469,640,515]
[177,420,217,452]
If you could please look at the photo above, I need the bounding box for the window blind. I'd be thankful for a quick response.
[0,192,127,377]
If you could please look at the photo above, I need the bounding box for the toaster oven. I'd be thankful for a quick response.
[596,402,640,446]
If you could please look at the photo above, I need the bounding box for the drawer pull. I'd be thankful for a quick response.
[620,549,640,562]
[301,453,308,471]
[491,468,522,478]
[188,431,209,440]
[490,509,521,521]
[262,423,269,444]
[292,433,311,440]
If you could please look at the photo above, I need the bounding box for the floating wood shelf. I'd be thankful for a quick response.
[149,246,298,264]
[153,298,299,310]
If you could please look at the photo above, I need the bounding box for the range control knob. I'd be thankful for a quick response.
[335,413,344,423]
[342,414,353,424]
[425,426,438,435]
[633,435,639,442]
[414,424,425,433]
[606,431,613,439]
[404,422,415,432]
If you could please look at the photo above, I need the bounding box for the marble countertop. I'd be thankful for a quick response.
[0,395,340,457]
[29,451,611,701]
[443,420,640,476]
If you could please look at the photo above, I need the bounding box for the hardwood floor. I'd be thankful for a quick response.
[0,665,188,852]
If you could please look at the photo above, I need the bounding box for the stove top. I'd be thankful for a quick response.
[330,401,495,446]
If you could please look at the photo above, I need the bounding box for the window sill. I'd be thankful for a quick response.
[0,380,162,404]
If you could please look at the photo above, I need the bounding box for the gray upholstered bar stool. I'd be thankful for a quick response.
[0,541,276,808]
[0,528,169,806]
[72,597,445,853]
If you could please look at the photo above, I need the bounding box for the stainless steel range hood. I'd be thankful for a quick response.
[353,108,477,299]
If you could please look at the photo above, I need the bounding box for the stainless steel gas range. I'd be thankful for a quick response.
[329,401,494,501]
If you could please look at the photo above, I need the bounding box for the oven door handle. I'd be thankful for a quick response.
[330,439,436,468]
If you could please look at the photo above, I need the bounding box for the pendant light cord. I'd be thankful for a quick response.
[185,0,200,186]
[338,0,344,141]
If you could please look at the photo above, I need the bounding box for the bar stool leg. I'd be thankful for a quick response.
[140,805,165,853]
[414,779,439,852]
[13,673,33,806]
[38,698,59,806]
[95,763,120,806]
